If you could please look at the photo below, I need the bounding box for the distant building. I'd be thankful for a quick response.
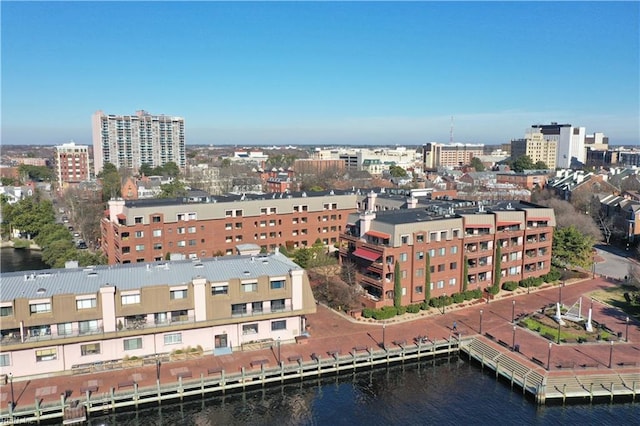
[92,110,186,175]
[422,143,484,169]
[530,123,585,168]
[510,132,558,169]
[54,142,91,189]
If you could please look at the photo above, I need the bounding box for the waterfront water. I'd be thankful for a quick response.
[0,246,48,272]
[86,358,638,426]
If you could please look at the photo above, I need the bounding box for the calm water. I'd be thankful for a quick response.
[0,246,48,272]
[87,358,638,426]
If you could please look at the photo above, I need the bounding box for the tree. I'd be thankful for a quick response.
[511,155,535,173]
[139,163,154,177]
[393,261,401,308]
[552,225,596,269]
[6,197,55,239]
[493,245,502,289]
[534,160,549,170]
[424,253,431,303]
[462,255,469,292]
[34,223,72,248]
[293,247,313,269]
[389,165,408,177]
[161,161,181,178]
[470,157,485,172]
[158,180,188,198]
[97,162,121,201]
[18,164,54,182]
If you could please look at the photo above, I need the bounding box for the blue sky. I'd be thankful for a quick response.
[2,1,639,146]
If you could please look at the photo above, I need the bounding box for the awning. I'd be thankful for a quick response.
[528,217,550,221]
[117,213,126,220]
[353,248,382,262]
[464,224,492,229]
[497,221,520,227]
[366,230,391,239]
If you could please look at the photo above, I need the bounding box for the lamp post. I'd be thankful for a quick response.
[155,354,161,381]
[609,341,614,368]
[626,317,630,342]
[512,325,516,351]
[511,300,516,323]
[559,280,565,307]
[277,337,281,365]
[557,319,561,345]
[382,323,386,350]
[9,372,14,410]
[479,310,483,335]
[547,343,552,370]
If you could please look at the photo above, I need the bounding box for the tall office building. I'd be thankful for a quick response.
[510,132,558,169]
[54,141,91,189]
[530,123,585,169]
[422,143,484,169]
[92,110,186,175]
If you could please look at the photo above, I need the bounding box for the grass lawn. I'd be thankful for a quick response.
[587,284,640,320]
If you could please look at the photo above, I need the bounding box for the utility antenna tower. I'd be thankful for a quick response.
[449,116,454,144]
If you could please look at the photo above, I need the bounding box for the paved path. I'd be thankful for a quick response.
[1,277,638,414]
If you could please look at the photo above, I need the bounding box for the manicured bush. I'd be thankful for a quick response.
[543,269,561,282]
[487,285,500,295]
[502,281,518,291]
[406,304,421,314]
[452,292,465,304]
[373,306,398,320]
[469,289,483,299]
[362,308,374,318]
[420,301,430,311]
[396,306,407,316]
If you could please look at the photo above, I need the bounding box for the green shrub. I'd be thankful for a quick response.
[470,289,483,299]
[396,306,407,316]
[487,285,500,295]
[373,306,397,320]
[543,269,561,282]
[420,301,430,311]
[406,304,421,314]
[502,281,518,291]
[452,292,465,304]
[362,308,374,318]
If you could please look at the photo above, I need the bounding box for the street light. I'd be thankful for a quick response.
[547,343,552,370]
[626,317,630,342]
[512,325,516,351]
[557,319,561,345]
[9,372,14,411]
[479,310,483,335]
[559,280,565,307]
[155,354,161,381]
[382,323,386,350]
[609,341,614,368]
[511,300,516,323]
[277,337,281,365]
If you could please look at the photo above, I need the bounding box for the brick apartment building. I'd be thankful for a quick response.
[339,192,555,308]
[101,190,357,264]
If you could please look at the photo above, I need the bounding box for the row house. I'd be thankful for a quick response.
[101,190,357,264]
[339,195,555,308]
[0,253,315,378]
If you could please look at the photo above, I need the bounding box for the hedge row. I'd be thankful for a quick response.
[361,289,483,319]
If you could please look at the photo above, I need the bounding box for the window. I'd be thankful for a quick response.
[437,280,444,289]
[232,304,247,316]
[430,232,437,242]
[134,217,143,224]
[450,262,457,270]
[153,229,162,237]
[36,348,57,362]
[0,353,9,367]
[177,240,186,247]
[438,264,445,272]
[271,320,286,331]
[135,231,144,238]
[189,239,197,246]
[402,287,407,296]
[252,301,263,313]
[401,270,407,278]
[79,320,99,334]
[121,293,140,305]
[135,244,145,251]
[449,278,457,286]
[81,343,101,356]
[271,299,285,311]
[429,249,436,257]
[416,234,424,243]
[170,289,187,300]
[164,333,182,345]
[450,246,458,254]
[123,338,142,351]
[416,286,423,294]
[152,216,161,223]
[57,323,72,336]
[399,253,408,262]
[243,324,258,335]
[416,268,424,277]
[0,305,13,316]
[401,235,409,244]
[439,247,446,256]
[416,251,424,260]
[76,298,96,310]
[177,227,185,234]
[188,226,196,233]
[29,302,51,314]
[225,223,233,230]
[153,243,162,250]
[270,280,285,290]
[212,285,228,295]
[242,282,257,292]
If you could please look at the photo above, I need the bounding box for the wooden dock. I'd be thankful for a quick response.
[459,337,640,404]
[0,338,462,425]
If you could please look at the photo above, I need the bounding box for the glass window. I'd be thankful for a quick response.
[29,302,51,314]
[449,278,457,286]
[135,244,145,251]
[57,322,73,336]
[450,246,458,254]
[36,348,57,362]
[270,280,285,290]
[416,286,423,294]
[232,304,247,316]
[123,338,142,351]
[0,306,13,316]
[400,253,408,262]
[0,353,9,367]
[271,320,286,331]
[439,247,446,256]
[271,299,285,311]
[188,226,196,233]
[135,231,144,238]
[242,282,258,292]
[76,298,96,310]
[121,294,140,305]
[164,333,182,345]
[170,289,188,300]
[212,285,228,295]
[252,301,263,313]
[242,324,258,335]
[81,343,101,356]
[79,320,99,334]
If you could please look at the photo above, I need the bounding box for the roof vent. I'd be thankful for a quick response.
[194,263,204,268]
[36,287,46,295]
[243,270,251,276]
[87,271,98,277]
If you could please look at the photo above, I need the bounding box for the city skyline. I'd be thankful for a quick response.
[2,1,639,146]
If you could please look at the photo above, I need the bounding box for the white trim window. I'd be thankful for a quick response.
[121,292,140,305]
[76,297,97,310]
[164,333,182,345]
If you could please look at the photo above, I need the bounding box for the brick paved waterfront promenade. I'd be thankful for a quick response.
[1,276,638,416]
